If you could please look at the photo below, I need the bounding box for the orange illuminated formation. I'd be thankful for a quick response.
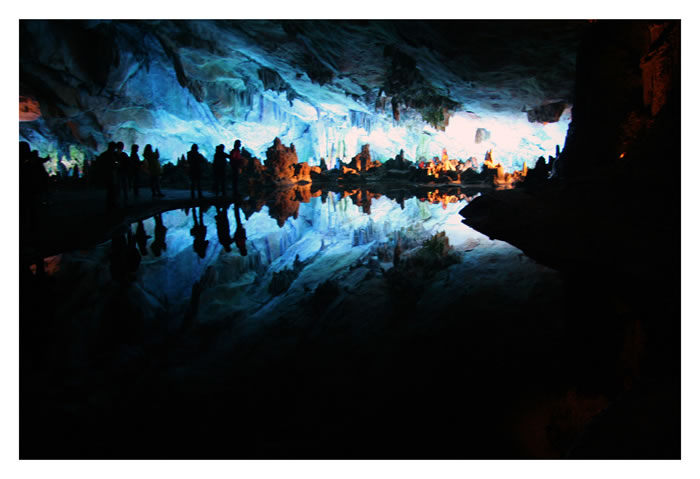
[425,149,459,178]
[416,148,528,188]
[483,149,528,189]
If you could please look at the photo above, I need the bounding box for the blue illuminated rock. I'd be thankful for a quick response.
[20,20,581,175]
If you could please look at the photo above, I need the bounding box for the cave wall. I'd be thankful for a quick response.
[460,19,681,274]
[558,20,680,180]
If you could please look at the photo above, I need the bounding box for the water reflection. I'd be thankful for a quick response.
[190,206,209,259]
[233,203,247,256]
[106,184,484,284]
[109,226,141,282]
[134,220,150,256]
[151,213,167,257]
[214,203,234,252]
[234,183,482,230]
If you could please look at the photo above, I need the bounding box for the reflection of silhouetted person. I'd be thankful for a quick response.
[215,203,234,252]
[213,144,229,197]
[111,225,142,282]
[135,220,151,256]
[129,144,141,197]
[233,202,247,256]
[150,213,168,257]
[96,142,118,212]
[144,144,164,197]
[115,141,130,207]
[397,191,405,210]
[188,144,205,199]
[229,139,242,198]
[190,207,209,258]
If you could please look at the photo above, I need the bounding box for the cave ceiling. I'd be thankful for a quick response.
[19,20,587,164]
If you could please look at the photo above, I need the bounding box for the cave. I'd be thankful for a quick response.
[18,19,680,461]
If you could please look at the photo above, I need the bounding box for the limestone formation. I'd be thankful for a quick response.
[264,137,299,183]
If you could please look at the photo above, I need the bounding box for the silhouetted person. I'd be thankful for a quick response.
[96,142,118,212]
[215,203,234,252]
[144,144,164,197]
[32,150,50,204]
[233,202,247,256]
[129,144,141,197]
[396,149,406,169]
[115,141,130,206]
[213,144,229,197]
[229,139,242,197]
[188,144,206,199]
[320,158,328,172]
[150,213,168,257]
[20,142,40,233]
[19,141,32,180]
[525,156,549,187]
[190,206,209,258]
[135,220,151,256]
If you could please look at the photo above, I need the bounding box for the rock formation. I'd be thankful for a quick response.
[349,144,372,173]
[264,137,299,183]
